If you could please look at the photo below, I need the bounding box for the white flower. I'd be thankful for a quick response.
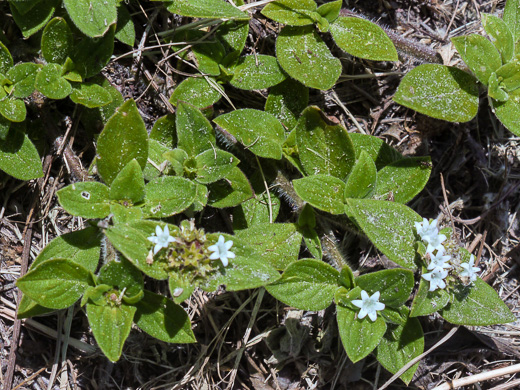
[422,269,449,291]
[415,218,439,240]
[208,235,235,267]
[460,255,480,283]
[147,225,176,255]
[428,250,452,271]
[424,232,447,255]
[351,290,385,322]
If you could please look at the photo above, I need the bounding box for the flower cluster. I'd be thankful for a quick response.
[415,218,480,291]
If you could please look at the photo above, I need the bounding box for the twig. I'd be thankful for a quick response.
[432,363,520,390]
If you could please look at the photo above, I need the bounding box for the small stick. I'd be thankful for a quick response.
[432,363,520,390]
[440,173,457,237]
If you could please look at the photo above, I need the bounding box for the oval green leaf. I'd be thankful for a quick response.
[266,259,339,310]
[214,109,284,159]
[451,34,501,85]
[41,17,73,64]
[57,181,111,219]
[276,25,342,90]
[294,174,346,214]
[35,63,73,100]
[143,176,196,218]
[166,0,249,20]
[16,259,94,309]
[230,55,287,90]
[346,198,420,269]
[170,77,221,109]
[96,99,149,185]
[330,17,398,61]
[261,0,317,26]
[394,64,479,123]
[0,128,43,180]
[63,0,117,38]
[70,82,113,108]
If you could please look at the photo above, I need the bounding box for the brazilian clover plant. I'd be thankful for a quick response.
[0,0,515,385]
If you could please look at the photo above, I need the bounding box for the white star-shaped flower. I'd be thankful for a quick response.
[424,232,447,255]
[422,269,449,291]
[428,250,452,271]
[351,290,385,322]
[460,255,480,283]
[415,218,439,240]
[147,225,176,255]
[208,235,235,267]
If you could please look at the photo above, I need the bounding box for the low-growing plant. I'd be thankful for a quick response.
[1,0,516,385]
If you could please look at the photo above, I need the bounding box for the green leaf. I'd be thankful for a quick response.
[0,41,13,75]
[10,0,58,38]
[214,109,284,159]
[317,0,342,23]
[70,25,115,78]
[491,88,520,136]
[98,257,144,300]
[0,94,26,123]
[337,304,387,363]
[410,270,450,317]
[109,159,145,204]
[166,0,249,20]
[0,127,43,180]
[235,223,302,270]
[195,149,239,184]
[188,182,209,212]
[97,99,149,185]
[176,101,216,157]
[143,176,196,218]
[207,166,253,208]
[86,303,136,362]
[35,63,73,100]
[17,295,56,319]
[350,133,402,170]
[496,61,520,92]
[344,150,377,199]
[488,72,509,102]
[440,278,515,325]
[70,82,113,108]
[215,19,249,64]
[115,4,135,46]
[481,13,514,63]
[7,63,42,99]
[375,310,423,385]
[17,259,94,309]
[41,17,73,65]
[451,34,501,85]
[105,221,171,280]
[294,174,346,214]
[230,55,287,90]
[373,157,431,203]
[261,0,317,26]
[276,26,342,90]
[163,148,188,176]
[168,275,195,304]
[296,106,355,178]
[330,17,398,61]
[206,234,281,291]
[186,33,225,76]
[346,199,420,269]
[150,114,176,147]
[504,0,520,43]
[63,0,117,38]
[57,181,111,219]
[134,290,196,343]
[394,64,479,123]
[110,203,143,224]
[170,77,221,109]
[265,78,309,130]
[81,77,124,133]
[30,226,101,273]
[356,269,415,308]
[266,259,339,310]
